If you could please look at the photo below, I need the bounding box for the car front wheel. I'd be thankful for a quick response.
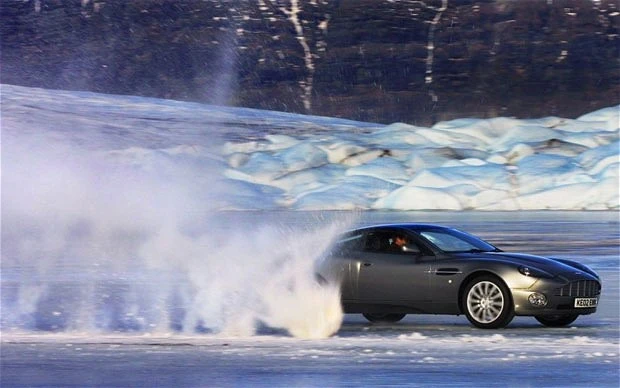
[535,314,579,327]
[462,276,514,329]
[363,313,406,323]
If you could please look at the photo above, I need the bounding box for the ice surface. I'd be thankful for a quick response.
[1,85,619,386]
[2,321,619,386]
[3,84,617,212]
[2,85,356,339]
[219,102,619,211]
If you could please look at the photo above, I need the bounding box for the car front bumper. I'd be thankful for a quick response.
[512,277,601,316]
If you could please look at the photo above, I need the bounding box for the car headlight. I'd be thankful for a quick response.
[528,292,548,307]
[519,266,554,279]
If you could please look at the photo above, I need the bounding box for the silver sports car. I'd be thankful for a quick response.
[318,223,601,329]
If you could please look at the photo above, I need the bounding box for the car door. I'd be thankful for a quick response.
[324,231,365,301]
[427,256,467,312]
[356,230,433,305]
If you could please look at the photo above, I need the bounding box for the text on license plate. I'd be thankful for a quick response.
[574,298,597,308]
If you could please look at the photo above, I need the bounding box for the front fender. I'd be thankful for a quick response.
[461,262,538,291]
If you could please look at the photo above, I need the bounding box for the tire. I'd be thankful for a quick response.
[363,313,406,323]
[535,314,579,327]
[462,275,514,329]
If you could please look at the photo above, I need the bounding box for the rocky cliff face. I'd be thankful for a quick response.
[2,0,618,125]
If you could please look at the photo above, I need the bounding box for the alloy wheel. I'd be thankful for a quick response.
[463,276,513,328]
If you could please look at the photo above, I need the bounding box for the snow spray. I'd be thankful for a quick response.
[1,133,347,339]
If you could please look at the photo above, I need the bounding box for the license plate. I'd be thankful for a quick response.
[574,298,597,308]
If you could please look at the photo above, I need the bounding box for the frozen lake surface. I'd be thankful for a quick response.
[2,85,618,212]
[1,85,619,386]
[2,211,618,387]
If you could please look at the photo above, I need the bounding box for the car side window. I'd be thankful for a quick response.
[364,233,383,252]
[364,231,421,255]
[420,231,476,252]
[336,233,364,253]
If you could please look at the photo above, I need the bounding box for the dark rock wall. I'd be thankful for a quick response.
[2,0,618,125]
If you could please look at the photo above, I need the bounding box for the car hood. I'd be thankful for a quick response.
[457,252,598,281]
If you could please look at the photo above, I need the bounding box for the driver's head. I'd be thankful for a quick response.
[394,235,407,246]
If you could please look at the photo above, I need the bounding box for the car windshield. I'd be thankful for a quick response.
[418,228,499,253]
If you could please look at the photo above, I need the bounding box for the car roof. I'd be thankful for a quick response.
[350,223,453,233]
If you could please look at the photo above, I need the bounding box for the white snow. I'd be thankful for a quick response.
[2,84,618,211]
[1,83,619,386]
[1,84,619,340]
[215,95,618,211]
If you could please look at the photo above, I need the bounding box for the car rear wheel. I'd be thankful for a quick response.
[362,313,406,323]
[535,314,579,327]
[463,276,514,329]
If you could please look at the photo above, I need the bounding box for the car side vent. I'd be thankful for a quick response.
[554,280,601,297]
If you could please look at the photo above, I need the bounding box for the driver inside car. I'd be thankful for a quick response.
[388,234,408,252]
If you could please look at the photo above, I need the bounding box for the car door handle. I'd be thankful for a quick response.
[434,268,462,276]
[363,262,372,267]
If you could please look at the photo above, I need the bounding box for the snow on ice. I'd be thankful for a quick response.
[221,108,619,211]
[1,84,618,386]
[3,84,618,212]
